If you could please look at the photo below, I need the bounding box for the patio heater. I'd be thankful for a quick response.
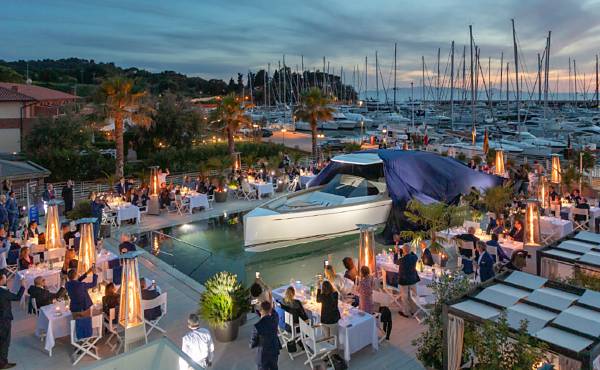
[357,224,376,279]
[551,154,561,184]
[119,251,147,352]
[76,218,97,276]
[538,177,549,209]
[147,166,160,215]
[494,149,505,177]
[524,200,541,246]
[233,152,242,171]
[44,200,63,249]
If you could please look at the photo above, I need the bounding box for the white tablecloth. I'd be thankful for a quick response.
[273,284,378,362]
[12,268,61,294]
[251,183,274,198]
[115,205,140,226]
[96,249,118,282]
[186,193,209,213]
[540,216,573,239]
[561,205,600,225]
[37,302,72,355]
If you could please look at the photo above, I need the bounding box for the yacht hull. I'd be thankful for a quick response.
[244,198,392,252]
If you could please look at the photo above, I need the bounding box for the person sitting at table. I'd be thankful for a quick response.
[571,189,582,205]
[118,233,136,254]
[509,219,524,242]
[316,280,340,338]
[456,227,479,274]
[28,276,66,312]
[65,266,98,319]
[397,244,420,318]
[23,221,41,241]
[281,286,308,330]
[475,241,495,282]
[575,197,591,223]
[140,278,162,321]
[485,233,510,264]
[548,186,561,216]
[182,176,193,190]
[62,248,77,275]
[491,216,506,236]
[17,247,31,270]
[357,266,375,314]
[325,265,353,297]
[457,227,479,251]
[342,257,358,282]
[102,282,120,319]
[115,177,130,198]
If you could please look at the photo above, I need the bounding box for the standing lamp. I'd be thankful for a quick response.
[76,218,97,275]
[357,224,376,278]
[233,152,242,171]
[45,200,63,249]
[147,166,160,215]
[524,200,541,246]
[494,149,505,177]
[119,251,147,351]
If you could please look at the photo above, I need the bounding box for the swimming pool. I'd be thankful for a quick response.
[136,212,387,287]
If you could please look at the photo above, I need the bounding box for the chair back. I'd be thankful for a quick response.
[142,292,167,316]
[298,318,315,355]
[33,254,41,264]
[572,208,589,218]
[486,245,498,262]
[44,248,66,264]
[30,297,39,315]
[70,315,103,344]
[284,310,297,337]
[242,181,252,193]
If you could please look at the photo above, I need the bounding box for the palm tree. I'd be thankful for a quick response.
[294,87,334,159]
[100,77,152,178]
[211,94,251,161]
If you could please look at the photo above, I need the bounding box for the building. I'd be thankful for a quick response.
[0,82,79,152]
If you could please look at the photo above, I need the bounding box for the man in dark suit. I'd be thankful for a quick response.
[118,233,137,254]
[115,177,130,198]
[28,276,66,312]
[396,244,420,318]
[0,273,25,369]
[250,301,280,370]
[140,279,161,320]
[476,242,495,283]
[61,180,74,215]
[65,267,98,318]
[509,219,524,243]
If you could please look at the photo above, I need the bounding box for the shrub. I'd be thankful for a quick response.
[198,272,249,328]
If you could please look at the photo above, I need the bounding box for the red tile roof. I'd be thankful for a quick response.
[0,86,35,102]
[0,82,79,102]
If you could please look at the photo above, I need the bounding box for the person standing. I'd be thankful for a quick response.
[89,192,104,241]
[316,280,340,338]
[250,301,280,370]
[5,193,17,238]
[0,229,10,276]
[357,266,374,313]
[65,267,98,319]
[181,313,214,369]
[397,244,420,318]
[42,184,56,203]
[476,242,495,282]
[0,273,25,369]
[62,180,74,215]
[0,196,8,231]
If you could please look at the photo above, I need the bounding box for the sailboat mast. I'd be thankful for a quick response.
[469,25,475,137]
[283,55,287,105]
[322,57,326,94]
[365,56,368,103]
[512,19,520,123]
[569,57,572,101]
[376,51,380,102]
[506,62,509,114]
[267,63,271,109]
[301,55,305,93]
[394,43,398,109]
[544,32,551,115]
[462,46,466,104]
[574,59,578,104]
[421,55,425,102]
[499,52,504,108]
[437,47,441,103]
[537,53,542,105]
[450,41,455,131]
[596,54,599,107]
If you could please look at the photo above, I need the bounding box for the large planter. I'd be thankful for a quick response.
[276,182,285,193]
[214,191,228,203]
[212,315,242,342]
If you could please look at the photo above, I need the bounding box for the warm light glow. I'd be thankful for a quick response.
[494,150,505,177]
[77,222,96,275]
[119,256,143,329]
[149,166,159,196]
[357,224,376,278]
[524,200,541,245]
[538,177,548,209]
[45,202,62,249]
[551,154,561,183]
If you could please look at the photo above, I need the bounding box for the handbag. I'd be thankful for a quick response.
[286,340,297,353]
[329,354,348,370]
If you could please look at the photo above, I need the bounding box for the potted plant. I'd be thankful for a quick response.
[213,176,229,203]
[199,271,249,342]
[482,185,512,221]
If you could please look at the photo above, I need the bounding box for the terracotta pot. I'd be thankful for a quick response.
[212,316,242,342]
[214,191,228,203]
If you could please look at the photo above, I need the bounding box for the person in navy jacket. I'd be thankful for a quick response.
[485,234,510,264]
[396,244,420,317]
[476,242,495,283]
[5,192,18,238]
[0,273,25,369]
[115,177,130,198]
[250,301,280,370]
[65,267,98,318]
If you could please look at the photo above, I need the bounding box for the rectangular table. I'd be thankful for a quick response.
[540,216,573,240]
[111,204,141,226]
[273,284,378,362]
[185,193,209,213]
[12,267,61,295]
[251,182,274,199]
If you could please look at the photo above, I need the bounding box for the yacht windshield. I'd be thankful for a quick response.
[321,174,380,198]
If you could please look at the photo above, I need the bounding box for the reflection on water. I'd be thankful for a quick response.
[138,212,387,287]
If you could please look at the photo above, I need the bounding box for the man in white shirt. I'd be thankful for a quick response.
[181,314,214,369]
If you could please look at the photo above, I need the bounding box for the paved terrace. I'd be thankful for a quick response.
[8,196,425,369]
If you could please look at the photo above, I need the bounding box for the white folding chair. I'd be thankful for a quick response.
[207,193,215,209]
[281,310,305,360]
[33,254,41,264]
[70,315,103,365]
[412,283,433,324]
[5,264,17,280]
[173,194,188,216]
[572,208,590,232]
[380,269,402,308]
[288,176,300,192]
[298,319,337,369]
[104,308,123,353]
[142,292,167,337]
[241,181,257,201]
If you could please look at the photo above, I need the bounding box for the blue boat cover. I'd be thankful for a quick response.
[310,150,502,205]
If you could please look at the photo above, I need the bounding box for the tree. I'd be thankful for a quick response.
[210,94,251,161]
[99,77,153,178]
[294,87,334,158]
[482,185,512,219]
[0,65,24,82]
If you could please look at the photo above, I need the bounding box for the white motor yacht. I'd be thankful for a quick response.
[244,153,392,251]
